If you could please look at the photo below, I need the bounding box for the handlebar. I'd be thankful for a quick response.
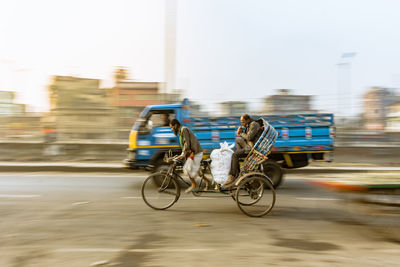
[163,155,184,165]
[172,158,184,164]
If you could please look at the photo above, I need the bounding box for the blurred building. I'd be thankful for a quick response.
[263,89,315,115]
[362,87,397,130]
[188,101,208,117]
[386,100,400,132]
[0,91,41,140]
[48,76,114,141]
[0,91,25,115]
[220,101,248,116]
[111,68,181,139]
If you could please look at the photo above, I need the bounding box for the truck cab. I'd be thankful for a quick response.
[126,103,181,169]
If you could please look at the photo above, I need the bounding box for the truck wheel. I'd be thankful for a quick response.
[151,160,170,186]
[262,160,284,189]
[153,159,189,188]
[154,160,169,173]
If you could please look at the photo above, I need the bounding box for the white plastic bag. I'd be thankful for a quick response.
[183,158,194,177]
[183,152,203,178]
[210,142,235,184]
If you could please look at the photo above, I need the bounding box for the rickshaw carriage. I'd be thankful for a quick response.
[141,119,279,217]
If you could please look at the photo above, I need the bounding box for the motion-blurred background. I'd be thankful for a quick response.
[1,2,400,266]
[0,0,399,163]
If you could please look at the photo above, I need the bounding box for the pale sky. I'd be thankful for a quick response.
[1,0,400,116]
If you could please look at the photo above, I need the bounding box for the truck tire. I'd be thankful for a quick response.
[153,159,169,173]
[281,153,308,169]
[151,159,169,186]
[262,160,284,189]
[151,149,181,173]
[153,159,189,188]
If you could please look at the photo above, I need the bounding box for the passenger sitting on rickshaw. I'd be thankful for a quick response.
[170,119,212,193]
[222,114,263,188]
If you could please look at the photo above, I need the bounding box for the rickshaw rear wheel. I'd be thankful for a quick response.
[235,173,276,217]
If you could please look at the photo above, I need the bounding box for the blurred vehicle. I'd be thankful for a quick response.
[124,99,335,188]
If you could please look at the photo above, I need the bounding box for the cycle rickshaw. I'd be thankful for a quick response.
[141,119,279,217]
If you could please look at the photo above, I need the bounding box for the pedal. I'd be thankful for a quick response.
[214,183,221,191]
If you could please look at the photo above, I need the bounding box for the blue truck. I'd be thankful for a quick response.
[124,99,335,188]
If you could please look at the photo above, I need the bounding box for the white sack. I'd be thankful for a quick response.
[210,142,235,184]
[183,152,203,178]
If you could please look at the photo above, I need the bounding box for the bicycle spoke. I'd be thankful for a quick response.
[160,190,178,196]
[236,174,275,217]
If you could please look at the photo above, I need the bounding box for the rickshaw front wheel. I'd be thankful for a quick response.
[142,172,180,210]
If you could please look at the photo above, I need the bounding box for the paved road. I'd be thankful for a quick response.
[0,172,399,267]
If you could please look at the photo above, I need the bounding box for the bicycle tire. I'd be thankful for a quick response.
[235,174,276,217]
[141,172,180,210]
[231,174,264,205]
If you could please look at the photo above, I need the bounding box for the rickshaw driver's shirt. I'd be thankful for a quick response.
[178,126,202,159]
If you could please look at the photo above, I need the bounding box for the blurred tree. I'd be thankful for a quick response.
[114,67,129,84]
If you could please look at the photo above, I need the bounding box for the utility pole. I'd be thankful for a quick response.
[164,0,177,94]
[336,52,356,124]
